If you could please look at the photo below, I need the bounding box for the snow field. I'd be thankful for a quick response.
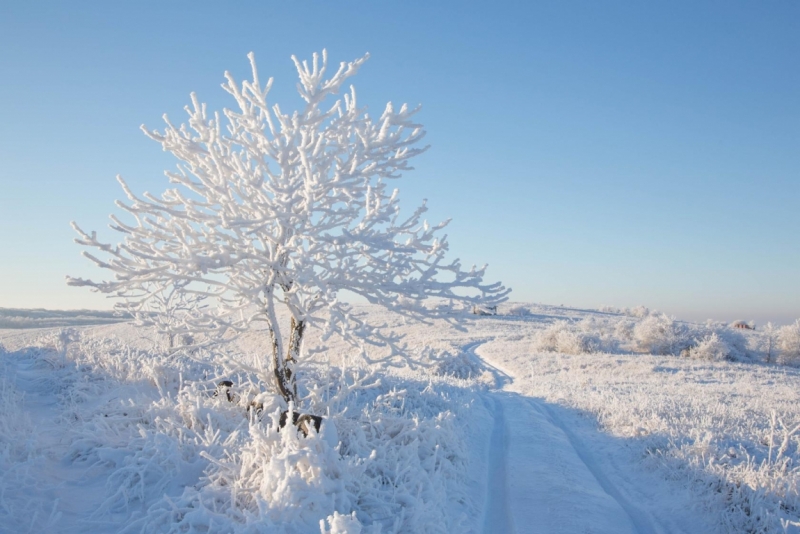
[2,303,800,533]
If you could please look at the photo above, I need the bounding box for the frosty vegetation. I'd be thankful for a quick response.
[67,50,507,406]
[778,320,800,366]
[530,307,800,366]
[0,323,487,533]
[2,305,800,532]
[479,304,800,533]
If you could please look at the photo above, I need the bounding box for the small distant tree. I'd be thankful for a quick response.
[762,322,778,364]
[67,51,509,404]
[777,320,800,365]
[126,281,206,351]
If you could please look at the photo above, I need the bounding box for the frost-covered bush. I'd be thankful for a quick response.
[709,327,751,362]
[534,321,600,354]
[321,511,363,534]
[434,350,483,379]
[633,314,691,356]
[577,317,623,353]
[126,367,475,533]
[613,319,635,342]
[635,315,753,361]
[778,320,800,366]
[528,312,756,362]
[684,332,731,361]
[506,305,531,316]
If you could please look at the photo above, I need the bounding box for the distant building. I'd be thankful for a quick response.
[731,320,754,330]
[472,305,497,316]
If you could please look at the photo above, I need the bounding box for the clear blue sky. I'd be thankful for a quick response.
[0,1,798,324]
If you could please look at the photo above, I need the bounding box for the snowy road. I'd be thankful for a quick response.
[482,396,515,534]
[470,341,660,534]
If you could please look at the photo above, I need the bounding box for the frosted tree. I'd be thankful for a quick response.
[67,51,509,404]
[777,320,800,365]
[127,281,206,350]
[762,322,778,364]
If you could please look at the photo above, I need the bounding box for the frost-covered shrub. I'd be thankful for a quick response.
[633,314,691,356]
[321,511,363,534]
[684,333,731,361]
[635,316,751,361]
[778,320,800,366]
[109,364,477,534]
[506,305,531,316]
[534,321,600,354]
[434,351,482,379]
[577,317,622,353]
[30,327,81,367]
[613,319,635,342]
[628,305,651,318]
[710,328,751,362]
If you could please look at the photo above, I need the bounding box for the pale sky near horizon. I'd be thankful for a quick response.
[0,1,798,325]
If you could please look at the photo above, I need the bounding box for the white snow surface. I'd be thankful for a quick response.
[1,303,799,533]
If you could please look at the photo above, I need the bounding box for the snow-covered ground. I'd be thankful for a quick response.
[1,304,798,533]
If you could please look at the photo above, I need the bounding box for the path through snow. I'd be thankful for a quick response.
[471,341,664,534]
[482,397,514,534]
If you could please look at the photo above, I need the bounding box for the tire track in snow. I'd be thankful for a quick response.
[481,396,515,534]
[465,340,654,534]
[532,400,660,534]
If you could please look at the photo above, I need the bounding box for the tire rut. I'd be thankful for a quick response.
[481,396,516,534]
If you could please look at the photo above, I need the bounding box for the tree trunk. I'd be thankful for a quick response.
[270,324,295,403]
[269,317,304,404]
[285,317,304,400]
